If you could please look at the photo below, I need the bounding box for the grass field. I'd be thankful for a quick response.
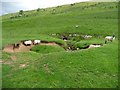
[2,1,118,88]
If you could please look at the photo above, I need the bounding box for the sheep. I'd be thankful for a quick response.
[33,40,41,45]
[23,40,32,46]
[105,35,115,43]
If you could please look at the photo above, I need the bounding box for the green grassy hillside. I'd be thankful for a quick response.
[2,2,118,46]
[2,2,118,88]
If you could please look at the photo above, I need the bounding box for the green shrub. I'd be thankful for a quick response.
[71,36,84,42]
[19,10,24,15]
[66,41,77,50]
[37,8,40,12]
[75,42,90,49]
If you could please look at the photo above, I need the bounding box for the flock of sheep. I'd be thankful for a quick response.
[3,34,115,53]
[22,40,41,46]
[13,40,41,49]
[20,35,115,46]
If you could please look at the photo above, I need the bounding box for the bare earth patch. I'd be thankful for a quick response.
[3,44,14,53]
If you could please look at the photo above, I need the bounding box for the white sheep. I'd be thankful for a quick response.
[105,35,115,43]
[23,40,32,46]
[34,40,41,45]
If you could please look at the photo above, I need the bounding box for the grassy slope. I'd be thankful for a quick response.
[2,40,118,88]
[2,2,118,88]
[2,2,118,46]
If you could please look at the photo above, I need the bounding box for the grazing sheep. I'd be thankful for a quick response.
[23,40,32,46]
[33,40,41,45]
[105,35,115,43]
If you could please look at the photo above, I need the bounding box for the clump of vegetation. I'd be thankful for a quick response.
[66,40,90,50]
[31,45,65,54]
[19,10,24,15]
[70,3,75,6]
[66,41,77,50]
[75,42,90,49]
[71,36,84,42]
[37,8,40,12]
